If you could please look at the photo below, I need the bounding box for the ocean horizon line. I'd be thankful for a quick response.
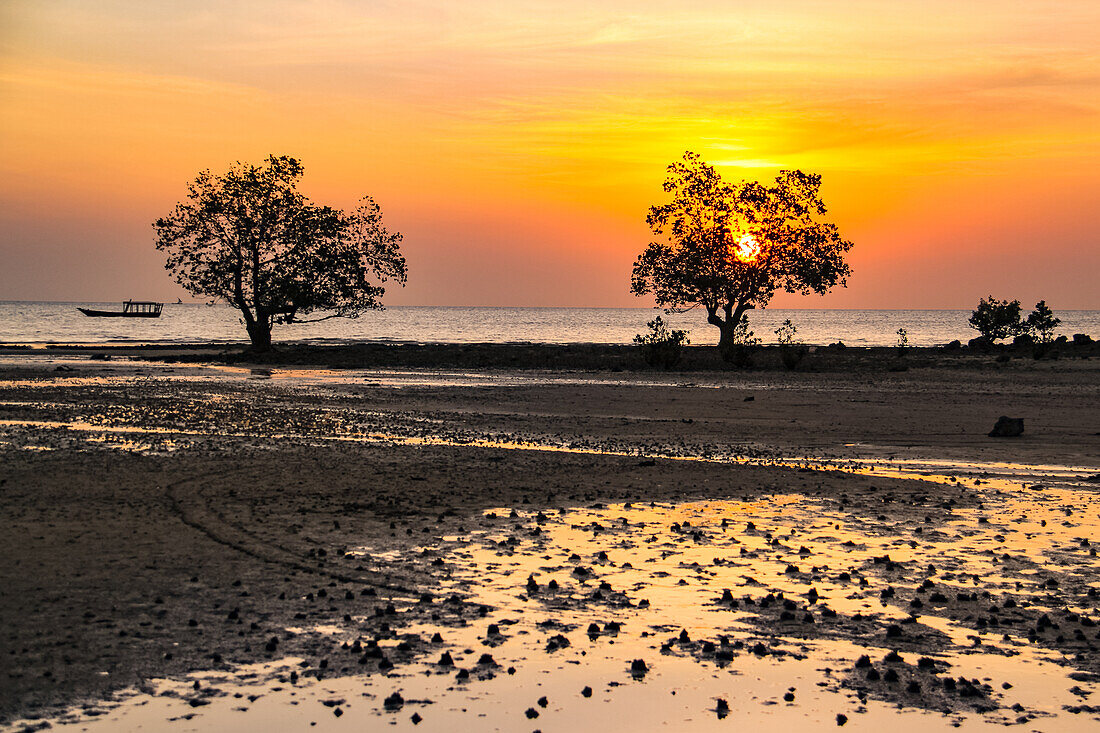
[4,301,1099,312]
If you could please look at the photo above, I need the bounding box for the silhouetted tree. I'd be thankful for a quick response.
[631,152,853,360]
[1025,300,1060,344]
[968,296,1022,343]
[155,155,406,352]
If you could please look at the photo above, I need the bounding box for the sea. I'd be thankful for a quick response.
[2,302,1099,348]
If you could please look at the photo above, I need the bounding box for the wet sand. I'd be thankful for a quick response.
[1,354,1098,730]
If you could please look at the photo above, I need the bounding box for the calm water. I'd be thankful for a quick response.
[2,302,1098,347]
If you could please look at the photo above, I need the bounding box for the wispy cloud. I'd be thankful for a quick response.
[2,0,1099,305]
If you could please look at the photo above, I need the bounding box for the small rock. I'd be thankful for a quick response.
[546,634,570,652]
[988,416,1024,438]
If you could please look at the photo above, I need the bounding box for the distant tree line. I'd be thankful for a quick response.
[969,297,1061,346]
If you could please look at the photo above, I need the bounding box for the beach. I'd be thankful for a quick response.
[7,0,1100,729]
[2,347,1099,731]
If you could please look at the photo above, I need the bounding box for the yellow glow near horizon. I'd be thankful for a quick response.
[1,1,1098,307]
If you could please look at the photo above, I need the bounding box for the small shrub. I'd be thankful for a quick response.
[895,328,909,357]
[968,296,1023,343]
[634,316,689,369]
[775,318,807,370]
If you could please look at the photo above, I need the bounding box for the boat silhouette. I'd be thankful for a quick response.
[78,300,164,318]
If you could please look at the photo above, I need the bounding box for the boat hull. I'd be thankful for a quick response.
[77,308,161,318]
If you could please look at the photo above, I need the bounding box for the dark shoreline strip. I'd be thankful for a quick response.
[3,340,1096,372]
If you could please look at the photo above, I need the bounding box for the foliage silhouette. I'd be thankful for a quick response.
[1025,300,1061,359]
[774,318,807,370]
[895,327,909,357]
[155,155,406,352]
[1025,301,1061,344]
[724,314,760,368]
[633,316,689,369]
[631,151,853,361]
[968,296,1023,344]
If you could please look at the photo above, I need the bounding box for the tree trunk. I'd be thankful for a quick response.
[710,302,754,365]
[716,320,737,353]
[245,320,272,353]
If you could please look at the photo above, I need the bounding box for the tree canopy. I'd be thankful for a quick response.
[155,155,406,352]
[968,296,1023,343]
[631,152,853,357]
[1025,300,1060,344]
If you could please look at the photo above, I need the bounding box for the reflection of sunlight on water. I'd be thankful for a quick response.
[11,642,1006,733]
[6,365,1100,730]
[34,488,1100,732]
[6,418,1099,729]
[0,355,759,390]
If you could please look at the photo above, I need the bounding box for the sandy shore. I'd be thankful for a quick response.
[1,354,1098,729]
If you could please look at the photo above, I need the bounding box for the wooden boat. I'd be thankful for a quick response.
[78,300,164,318]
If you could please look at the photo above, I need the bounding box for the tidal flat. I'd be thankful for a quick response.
[1,354,1099,731]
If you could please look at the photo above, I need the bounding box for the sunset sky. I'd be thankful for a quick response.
[1,1,1098,307]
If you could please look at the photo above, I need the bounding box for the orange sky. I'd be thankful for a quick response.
[1,1,1098,307]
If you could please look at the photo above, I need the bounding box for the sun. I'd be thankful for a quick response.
[731,233,761,263]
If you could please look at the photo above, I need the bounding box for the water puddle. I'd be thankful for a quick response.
[5,359,1100,731]
[1,355,754,390]
[13,478,1100,732]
